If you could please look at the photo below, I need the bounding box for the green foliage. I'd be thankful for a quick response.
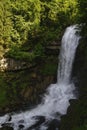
[6,43,45,61]
[10,0,41,46]
[34,43,44,57]
[77,0,87,38]
[0,0,79,59]
[77,0,87,68]
[78,0,87,23]
[41,63,57,75]
[0,73,8,107]
[0,0,12,49]
[72,125,87,130]
[40,56,58,75]
[7,48,35,61]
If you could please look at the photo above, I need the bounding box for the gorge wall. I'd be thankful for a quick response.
[0,58,34,72]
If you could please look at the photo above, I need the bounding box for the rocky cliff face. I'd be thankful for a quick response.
[0,55,58,114]
[0,58,34,71]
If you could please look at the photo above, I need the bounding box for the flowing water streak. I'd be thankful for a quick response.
[0,25,81,130]
[58,25,80,84]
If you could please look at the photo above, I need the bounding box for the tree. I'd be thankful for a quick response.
[77,0,87,38]
[0,0,12,50]
[10,0,41,47]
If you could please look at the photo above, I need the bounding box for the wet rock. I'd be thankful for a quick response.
[47,119,59,130]
[4,108,10,113]
[1,123,12,127]
[67,99,79,115]
[33,116,45,123]
[45,46,60,55]
[51,41,61,46]
[8,114,12,122]
[69,99,78,104]
[19,124,24,129]
[27,116,45,129]
[45,41,61,55]
[18,120,24,123]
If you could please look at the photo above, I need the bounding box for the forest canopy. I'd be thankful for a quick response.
[0,0,86,60]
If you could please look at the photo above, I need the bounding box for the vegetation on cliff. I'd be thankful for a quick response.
[0,0,79,60]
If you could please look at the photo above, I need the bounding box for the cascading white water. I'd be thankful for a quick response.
[58,25,80,84]
[0,25,80,130]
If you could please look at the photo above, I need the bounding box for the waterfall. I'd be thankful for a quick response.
[0,25,81,130]
[58,25,80,84]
